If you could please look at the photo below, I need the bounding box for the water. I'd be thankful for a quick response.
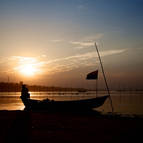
[0,91,143,115]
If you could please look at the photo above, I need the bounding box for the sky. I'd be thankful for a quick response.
[0,0,143,90]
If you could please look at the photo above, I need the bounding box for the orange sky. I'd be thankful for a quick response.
[0,0,143,90]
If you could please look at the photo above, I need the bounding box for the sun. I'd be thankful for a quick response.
[14,56,43,77]
[19,64,37,76]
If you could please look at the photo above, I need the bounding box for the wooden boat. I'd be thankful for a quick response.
[21,42,113,112]
[21,95,109,111]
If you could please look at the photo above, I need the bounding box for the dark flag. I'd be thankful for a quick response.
[86,70,98,80]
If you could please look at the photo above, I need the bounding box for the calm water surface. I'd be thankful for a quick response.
[0,91,143,115]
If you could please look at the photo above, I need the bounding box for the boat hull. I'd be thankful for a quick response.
[21,95,109,111]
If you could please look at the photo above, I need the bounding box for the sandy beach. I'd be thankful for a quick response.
[0,110,142,143]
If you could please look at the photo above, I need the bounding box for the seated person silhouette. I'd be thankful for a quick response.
[20,84,31,110]
[21,84,30,99]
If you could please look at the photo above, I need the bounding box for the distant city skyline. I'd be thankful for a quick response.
[0,0,143,90]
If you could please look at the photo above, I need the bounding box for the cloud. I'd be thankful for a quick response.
[0,48,126,76]
[70,33,104,49]
[0,56,45,75]
[43,48,127,74]
[73,46,86,49]
[65,49,127,61]
[11,56,37,64]
[70,41,94,47]
[100,49,127,57]
[51,39,63,43]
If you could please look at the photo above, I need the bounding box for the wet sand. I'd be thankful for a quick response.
[0,110,143,143]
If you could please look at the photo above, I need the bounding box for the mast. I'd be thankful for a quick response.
[95,42,114,112]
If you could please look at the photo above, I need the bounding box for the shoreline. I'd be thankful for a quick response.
[0,110,143,143]
[1,109,143,119]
